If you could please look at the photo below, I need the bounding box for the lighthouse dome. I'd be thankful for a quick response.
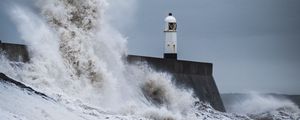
[165,13,176,23]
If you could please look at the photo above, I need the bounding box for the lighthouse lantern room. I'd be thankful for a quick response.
[164,13,177,59]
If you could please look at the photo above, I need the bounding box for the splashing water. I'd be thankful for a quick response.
[2,0,201,119]
[1,0,300,120]
[227,93,300,120]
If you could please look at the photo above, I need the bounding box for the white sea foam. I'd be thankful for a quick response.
[3,0,200,119]
[227,93,300,119]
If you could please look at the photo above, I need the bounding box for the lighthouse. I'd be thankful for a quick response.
[164,13,177,59]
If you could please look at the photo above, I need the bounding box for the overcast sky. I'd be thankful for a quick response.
[1,0,300,94]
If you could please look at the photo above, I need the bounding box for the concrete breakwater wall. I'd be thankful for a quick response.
[0,42,225,112]
[127,55,225,112]
[0,41,29,62]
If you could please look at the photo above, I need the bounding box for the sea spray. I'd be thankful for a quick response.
[7,0,200,119]
[227,93,300,119]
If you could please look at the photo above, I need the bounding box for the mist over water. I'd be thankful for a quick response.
[226,93,300,119]
[0,0,300,120]
[228,93,297,114]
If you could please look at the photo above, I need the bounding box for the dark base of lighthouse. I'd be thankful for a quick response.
[164,53,177,60]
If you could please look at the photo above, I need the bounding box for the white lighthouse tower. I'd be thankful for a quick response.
[164,13,177,59]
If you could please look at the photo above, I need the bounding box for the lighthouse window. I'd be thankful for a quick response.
[168,23,177,31]
[173,45,175,51]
